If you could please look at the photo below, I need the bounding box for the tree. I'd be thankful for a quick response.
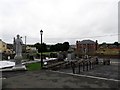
[34,43,40,50]
[101,42,107,48]
[55,43,63,51]
[41,43,47,52]
[50,45,56,52]
[63,42,69,51]
[34,42,47,53]
[49,42,70,52]
[114,42,119,47]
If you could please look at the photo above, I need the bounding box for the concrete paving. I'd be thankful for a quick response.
[58,62,119,80]
[1,58,120,89]
[2,70,119,89]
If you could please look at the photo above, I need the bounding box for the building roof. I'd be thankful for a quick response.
[0,39,6,44]
[79,40,95,44]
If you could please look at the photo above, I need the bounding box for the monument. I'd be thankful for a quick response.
[12,34,26,70]
[67,52,75,60]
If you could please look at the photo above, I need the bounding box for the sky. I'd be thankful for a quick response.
[0,0,119,45]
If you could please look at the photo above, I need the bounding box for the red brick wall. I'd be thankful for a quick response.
[76,41,97,54]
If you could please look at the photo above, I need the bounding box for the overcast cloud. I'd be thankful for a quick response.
[0,0,119,45]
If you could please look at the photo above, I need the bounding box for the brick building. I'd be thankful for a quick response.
[76,40,98,54]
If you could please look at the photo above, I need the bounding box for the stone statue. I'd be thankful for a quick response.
[14,34,23,65]
[12,34,26,70]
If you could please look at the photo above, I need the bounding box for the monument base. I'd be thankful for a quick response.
[12,65,27,71]
[14,55,22,64]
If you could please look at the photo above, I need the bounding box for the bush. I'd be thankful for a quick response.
[35,53,40,59]
[29,55,34,60]
[50,53,58,58]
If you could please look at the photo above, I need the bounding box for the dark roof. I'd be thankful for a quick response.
[80,40,95,44]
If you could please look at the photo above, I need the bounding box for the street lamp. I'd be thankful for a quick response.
[40,30,43,68]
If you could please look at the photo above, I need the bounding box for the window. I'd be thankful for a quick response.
[3,45,5,47]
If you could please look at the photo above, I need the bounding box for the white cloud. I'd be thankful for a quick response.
[0,0,119,44]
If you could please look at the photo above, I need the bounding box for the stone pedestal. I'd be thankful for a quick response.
[12,55,26,71]
[12,65,26,71]
[14,55,22,65]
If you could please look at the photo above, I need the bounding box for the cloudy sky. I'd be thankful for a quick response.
[0,0,119,45]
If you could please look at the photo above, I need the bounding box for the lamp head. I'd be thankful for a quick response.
[40,30,43,35]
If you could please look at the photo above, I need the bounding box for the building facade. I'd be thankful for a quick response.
[76,40,98,54]
[26,46,38,53]
[0,39,7,53]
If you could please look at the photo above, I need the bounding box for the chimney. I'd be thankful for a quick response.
[95,40,98,50]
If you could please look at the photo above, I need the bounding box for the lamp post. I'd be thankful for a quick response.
[40,30,43,68]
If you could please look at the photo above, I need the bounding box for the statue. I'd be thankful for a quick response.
[12,34,26,70]
[14,34,23,65]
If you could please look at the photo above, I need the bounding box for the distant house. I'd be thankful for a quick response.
[0,39,7,53]
[76,40,98,54]
[99,43,120,50]
[7,44,14,54]
[26,46,38,53]
[7,44,13,50]
[96,43,120,56]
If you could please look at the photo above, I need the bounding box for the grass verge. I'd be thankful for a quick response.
[26,62,42,71]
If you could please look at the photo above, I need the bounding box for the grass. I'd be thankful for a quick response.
[26,62,42,71]
[39,52,58,55]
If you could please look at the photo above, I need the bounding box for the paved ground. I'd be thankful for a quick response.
[58,62,119,80]
[2,70,119,89]
[1,58,120,89]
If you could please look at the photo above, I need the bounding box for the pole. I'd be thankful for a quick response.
[25,36,26,47]
[41,33,43,68]
[13,37,15,51]
[25,36,26,58]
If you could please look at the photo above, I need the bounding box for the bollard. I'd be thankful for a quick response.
[107,59,110,65]
[78,63,81,74]
[89,60,92,70]
[71,61,76,74]
[103,59,106,65]
[91,60,94,69]
[83,61,85,71]
[86,61,89,71]
[96,57,99,64]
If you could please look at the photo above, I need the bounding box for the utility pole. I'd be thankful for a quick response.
[25,36,27,57]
